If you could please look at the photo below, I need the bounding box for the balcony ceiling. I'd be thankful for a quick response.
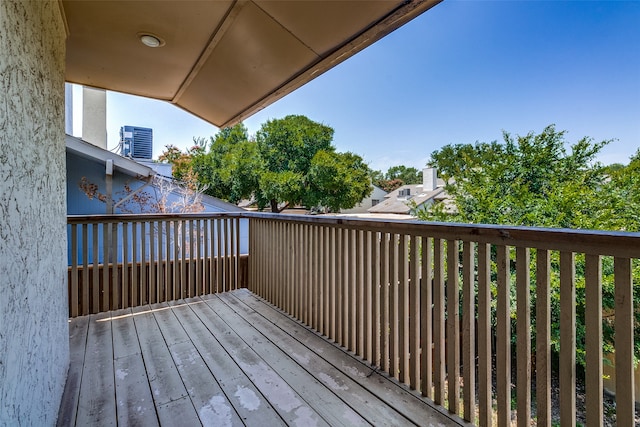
[62,0,440,128]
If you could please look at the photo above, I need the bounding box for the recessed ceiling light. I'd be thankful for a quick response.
[139,33,164,48]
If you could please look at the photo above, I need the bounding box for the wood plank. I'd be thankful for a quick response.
[536,249,551,427]
[170,299,285,426]
[381,232,390,374]
[56,316,89,427]
[477,243,491,426]
[433,238,445,405]
[219,292,415,427]
[92,223,100,313]
[75,312,116,426]
[111,308,139,360]
[114,353,158,426]
[71,224,78,317]
[204,295,368,427]
[585,254,603,427]
[421,236,433,399]
[409,234,420,391]
[461,241,475,422]
[168,340,244,426]
[82,223,89,315]
[232,289,462,427]
[132,305,189,406]
[496,244,511,427]
[559,251,576,427]
[516,247,531,426]
[156,396,201,427]
[398,234,408,385]
[389,233,398,380]
[614,256,634,426]
[191,295,328,426]
[446,239,460,414]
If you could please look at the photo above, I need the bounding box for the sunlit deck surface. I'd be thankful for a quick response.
[57,289,460,426]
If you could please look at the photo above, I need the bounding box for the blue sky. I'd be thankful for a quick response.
[73,0,640,171]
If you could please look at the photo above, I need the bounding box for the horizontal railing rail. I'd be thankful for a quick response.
[247,213,640,427]
[67,213,248,317]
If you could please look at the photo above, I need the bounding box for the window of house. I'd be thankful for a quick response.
[372,199,380,206]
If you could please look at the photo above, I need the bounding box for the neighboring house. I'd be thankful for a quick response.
[66,135,249,263]
[66,135,243,215]
[340,184,388,214]
[368,167,447,216]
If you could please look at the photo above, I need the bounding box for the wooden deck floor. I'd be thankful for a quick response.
[57,289,462,427]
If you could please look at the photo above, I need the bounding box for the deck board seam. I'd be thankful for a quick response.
[199,294,339,427]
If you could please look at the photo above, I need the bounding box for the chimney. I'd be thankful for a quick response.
[423,167,437,191]
[82,86,107,149]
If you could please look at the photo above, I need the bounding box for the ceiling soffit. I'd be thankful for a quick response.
[63,0,441,128]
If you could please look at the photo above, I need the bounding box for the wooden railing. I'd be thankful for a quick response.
[67,212,639,425]
[67,214,248,317]
[248,213,640,427]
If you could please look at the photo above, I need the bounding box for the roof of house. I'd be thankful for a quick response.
[368,181,445,214]
[62,0,441,128]
[66,134,155,178]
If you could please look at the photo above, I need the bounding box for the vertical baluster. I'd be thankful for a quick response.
[446,239,460,414]
[189,219,196,297]
[409,234,420,391]
[433,238,445,405]
[204,219,210,295]
[157,220,163,302]
[149,221,156,304]
[496,244,511,427]
[389,233,398,380]
[462,241,475,422]
[122,221,128,308]
[536,249,551,427]
[70,223,78,317]
[559,251,575,427]
[139,221,146,305]
[516,247,531,426]
[310,225,316,330]
[381,232,390,374]
[131,222,138,307]
[477,243,491,426]
[328,226,335,341]
[349,229,357,352]
[357,230,365,358]
[398,234,408,385]
[336,227,343,345]
[364,231,373,364]
[82,223,89,315]
[103,222,111,311]
[173,220,180,299]
[236,218,241,289]
[421,236,433,399]
[614,257,634,426]
[165,220,171,299]
[585,254,603,427]
[372,231,381,368]
[92,223,99,313]
[111,222,119,310]
[196,219,202,295]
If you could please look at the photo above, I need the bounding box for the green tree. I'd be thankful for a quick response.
[162,116,372,213]
[419,125,640,366]
[385,165,423,185]
[255,115,334,211]
[307,151,372,212]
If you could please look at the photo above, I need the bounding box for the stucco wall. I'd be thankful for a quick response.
[0,1,69,425]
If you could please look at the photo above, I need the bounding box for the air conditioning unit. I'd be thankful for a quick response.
[120,125,152,159]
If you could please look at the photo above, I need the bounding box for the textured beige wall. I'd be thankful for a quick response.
[0,1,69,425]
